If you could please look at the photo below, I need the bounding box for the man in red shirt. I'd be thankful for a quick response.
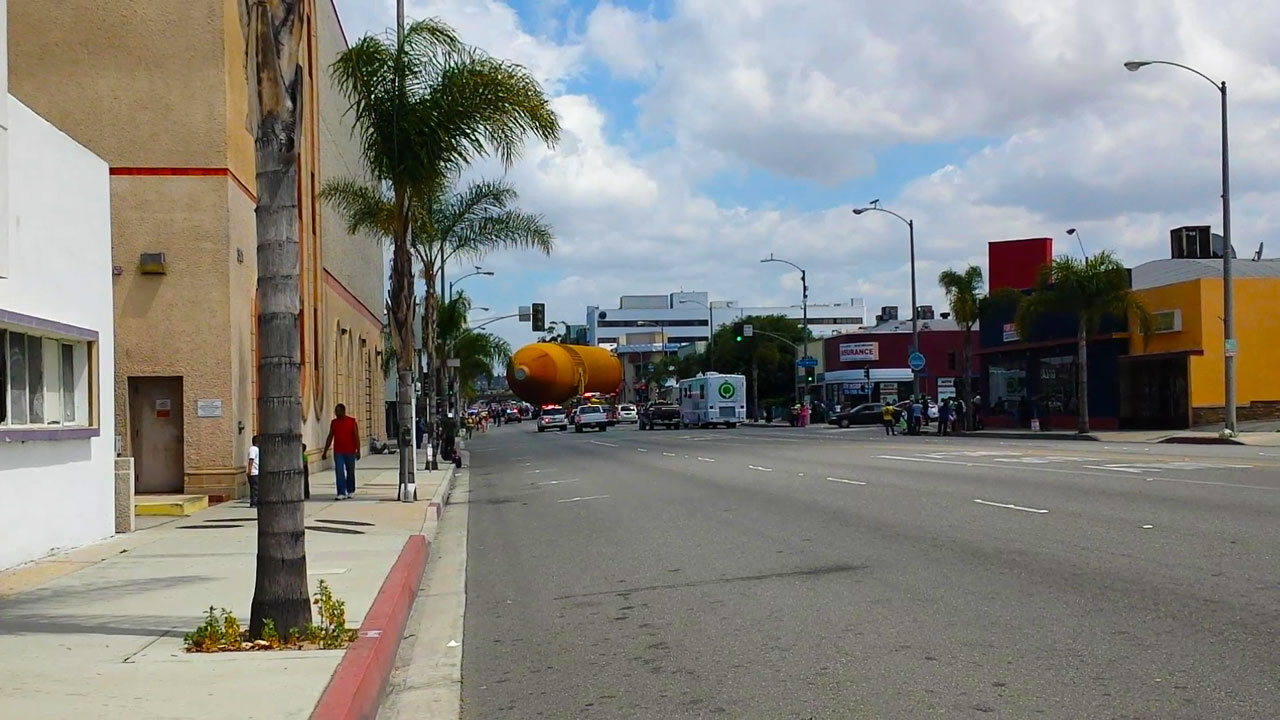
[321,403,361,500]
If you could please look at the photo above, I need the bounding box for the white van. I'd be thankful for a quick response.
[677,373,747,428]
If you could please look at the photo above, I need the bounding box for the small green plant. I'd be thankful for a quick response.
[182,581,357,652]
[183,607,245,652]
[308,579,358,649]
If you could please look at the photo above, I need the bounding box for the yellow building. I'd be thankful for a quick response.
[10,0,386,499]
[1122,259,1280,428]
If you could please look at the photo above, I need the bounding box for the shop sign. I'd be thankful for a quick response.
[879,382,899,405]
[1002,323,1019,342]
[937,377,956,400]
[839,342,879,362]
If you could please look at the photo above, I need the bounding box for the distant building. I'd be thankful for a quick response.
[587,292,867,348]
[1,1,116,568]
[11,0,387,500]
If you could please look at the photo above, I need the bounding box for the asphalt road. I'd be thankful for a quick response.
[460,420,1279,719]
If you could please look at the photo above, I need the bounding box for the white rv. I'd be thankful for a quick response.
[677,373,747,428]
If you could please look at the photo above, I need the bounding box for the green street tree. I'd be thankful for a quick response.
[324,19,559,490]
[937,265,1019,428]
[1014,251,1152,434]
[708,315,808,410]
[243,0,310,638]
[436,292,512,401]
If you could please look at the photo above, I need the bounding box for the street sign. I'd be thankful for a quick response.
[743,324,754,337]
[797,356,818,368]
[908,352,926,372]
[447,358,461,368]
[1225,338,1238,357]
[518,305,531,321]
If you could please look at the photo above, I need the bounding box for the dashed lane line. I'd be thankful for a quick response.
[589,440,620,448]
[826,477,866,486]
[973,498,1048,514]
[747,465,773,472]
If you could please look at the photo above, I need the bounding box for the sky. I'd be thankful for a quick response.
[333,0,1280,352]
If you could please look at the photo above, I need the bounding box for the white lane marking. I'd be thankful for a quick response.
[878,455,968,466]
[827,477,867,486]
[883,456,1278,492]
[637,448,648,452]
[662,452,677,457]
[1141,524,1154,529]
[556,495,610,503]
[747,465,773,472]
[973,498,1048,514]
[537,479,580,485]
[1084,465,1145,474]
[697,457,716,462]
[590,440,620,447]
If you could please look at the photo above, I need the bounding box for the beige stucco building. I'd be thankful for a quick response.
[10,0,387,499]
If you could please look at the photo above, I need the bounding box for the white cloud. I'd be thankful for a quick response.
[335,0,1280,353]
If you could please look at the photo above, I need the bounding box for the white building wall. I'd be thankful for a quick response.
[0,96,115,569]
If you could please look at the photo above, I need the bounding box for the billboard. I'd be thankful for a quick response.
[839,342,879,362]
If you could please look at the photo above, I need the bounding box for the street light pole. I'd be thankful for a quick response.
[678,298,715,373]
[1125,60,1235,435]
[760,254,810,404]
[851,203,920,396]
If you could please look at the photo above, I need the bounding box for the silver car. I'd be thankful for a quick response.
[537,407,567,432]
[617,404,638,423]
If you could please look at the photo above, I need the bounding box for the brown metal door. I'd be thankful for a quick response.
[129,376,185,493]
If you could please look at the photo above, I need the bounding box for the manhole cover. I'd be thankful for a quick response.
[315,519,374,527]
[178,524,243,529]
[306,525,365,535]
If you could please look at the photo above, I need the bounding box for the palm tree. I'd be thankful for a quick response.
[326,19,559,489]
[937,265,986,429]
[436,292,512,402]
[416,178,553,420]
[244,0,310,638]
[1014,251,1152,434]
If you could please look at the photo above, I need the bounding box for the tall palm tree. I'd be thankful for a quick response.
[244,0,310,638]
[326,19,559,489]
[1014,251,1152,434]
[436,291,512,402]
[937,265,983,422]
[417,178,553,416]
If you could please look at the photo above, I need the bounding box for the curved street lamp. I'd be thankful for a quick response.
[1066,228,1086,257]
[1125,59,1235,434]
[760,254,809,403]
[850,201,920,395]
[678,297,715,372]
[449,266,495,297]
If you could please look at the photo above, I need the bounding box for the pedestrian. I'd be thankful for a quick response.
[247,435,260,508]
[938,399,951,436]
[910,396,924,435]
[321,403,361,500]
[302,442,311,499]
[972,393,984,430]
[799,402,810,428]
[415,416,426,449]
[953,398,965,433]
[881,402,896,436]
[465,413,474,440]
[765,405,773,424]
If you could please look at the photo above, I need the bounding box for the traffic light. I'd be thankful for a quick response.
[733,322,744,342]
[804,367,816,383]
[531,302,545,332]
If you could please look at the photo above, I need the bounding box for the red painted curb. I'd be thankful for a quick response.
[310,534,429,720]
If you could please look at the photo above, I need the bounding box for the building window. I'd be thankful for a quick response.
[1038,356,1077,416]
[0,328,92,428]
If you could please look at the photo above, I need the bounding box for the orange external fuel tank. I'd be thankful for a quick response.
[507,343,623,405]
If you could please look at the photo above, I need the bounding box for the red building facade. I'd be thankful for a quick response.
[821,326,979,407]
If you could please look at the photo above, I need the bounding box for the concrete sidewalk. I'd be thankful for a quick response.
[965,428,1280,445]
[0,451,453,720]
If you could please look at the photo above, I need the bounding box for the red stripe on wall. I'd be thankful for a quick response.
[109,166,256,204]
[323,269,382,329]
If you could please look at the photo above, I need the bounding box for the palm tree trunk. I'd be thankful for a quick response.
[248,0,309,638]
[1076,317,1090,434]
[961,326,973,431]
[423,274,440,457]
[389,194,416,492]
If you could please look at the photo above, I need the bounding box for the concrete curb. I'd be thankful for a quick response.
[1158,435,1242,445]
[963,431,1100,441]
[426,465,456,521]
[310,534,429,720]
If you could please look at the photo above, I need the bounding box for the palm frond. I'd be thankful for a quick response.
[319,178,395,240]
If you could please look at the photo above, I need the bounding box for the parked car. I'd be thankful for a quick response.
[617,404,638,423]
[574,404,609,433]
[828,402,886,428]
[537,406,567,432]
[638,401,681,430]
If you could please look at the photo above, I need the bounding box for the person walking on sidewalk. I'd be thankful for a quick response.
[321,403,361,500]
[881,402,897,436]
[301,443,311,500]
[910,397,924,436]
[938,399,952,436]
[247,435,261,508]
